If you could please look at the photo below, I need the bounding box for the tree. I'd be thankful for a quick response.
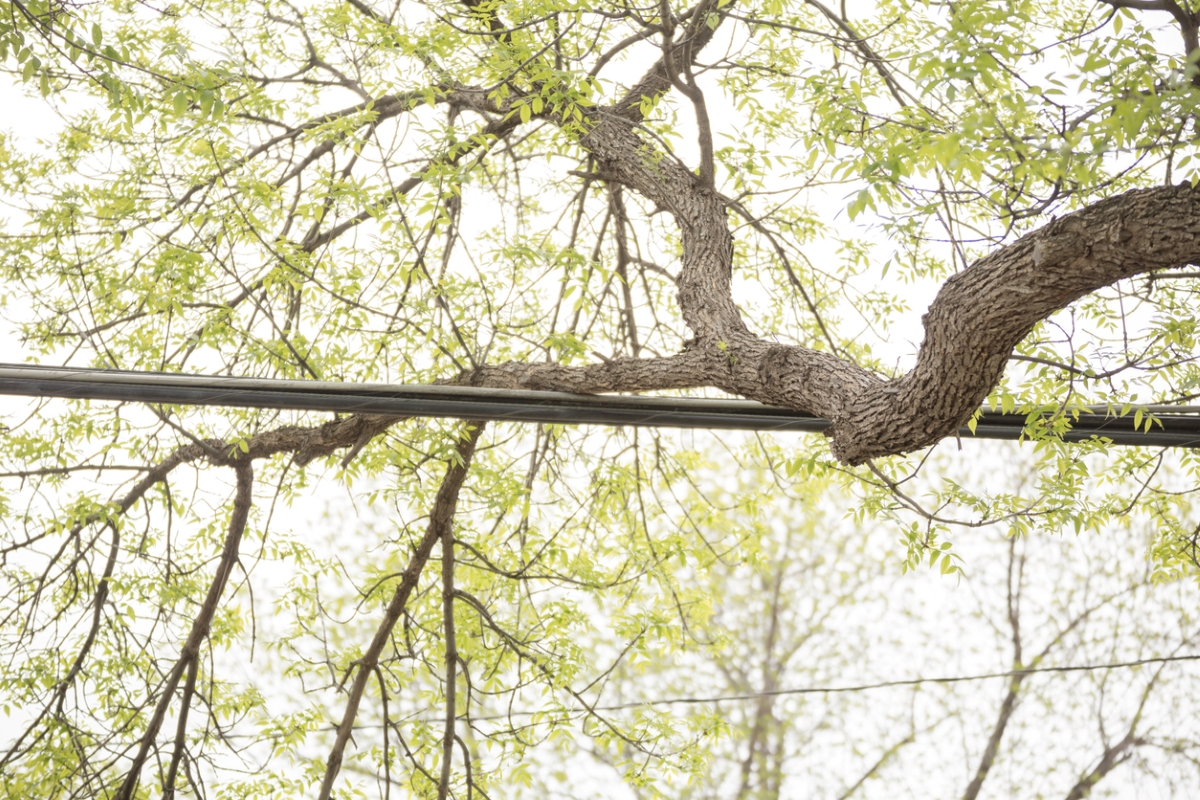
[3,0,1200,796]
[573,461,1200,799]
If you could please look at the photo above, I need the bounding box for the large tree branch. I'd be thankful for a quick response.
[571,9,1200,465]
[65,12,1200,480]
[458,350,709,392]
[795,183,1200,463]
[575,88,1200,463]
[430,10,1200,466]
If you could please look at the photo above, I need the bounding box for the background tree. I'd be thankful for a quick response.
[4,0,1200,796]
[559,456,1200,799]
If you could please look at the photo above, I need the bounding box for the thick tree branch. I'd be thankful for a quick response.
[458,350,710,392]
[317,422,485,800]
[567,95,1200,464]
[29,5,1200,510]
[114,460,254,800]
[435,19,1200,469]
[802,183,1200,463]
[533,8,1200,465]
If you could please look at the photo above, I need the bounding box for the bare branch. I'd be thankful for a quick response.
[317,422,486,800]
[114,459,254,800]
[438,493,457,800]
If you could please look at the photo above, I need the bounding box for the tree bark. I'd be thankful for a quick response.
[442,11,1200,465]
[216,10,1200,469]
[483,95,1200,465]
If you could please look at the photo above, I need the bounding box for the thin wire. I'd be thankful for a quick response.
[449,653,1200,722]
[591,653,1200,710]
[216,652,1200,740]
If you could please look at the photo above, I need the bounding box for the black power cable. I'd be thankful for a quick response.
[1,363,1199,447]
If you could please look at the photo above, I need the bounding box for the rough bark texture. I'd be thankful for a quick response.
[402,17,1200,465]
[473,90,1200,465]
[173,15,1200,469]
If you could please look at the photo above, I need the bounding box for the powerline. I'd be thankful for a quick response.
[587,652,1200,711]
[388,653,1200,724]
[0,363,827,432]
[2,363,1200,446]
[327,653,1200,729]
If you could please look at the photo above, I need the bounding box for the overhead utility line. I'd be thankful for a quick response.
[465,652,1200,718]
[2,363,1200,448]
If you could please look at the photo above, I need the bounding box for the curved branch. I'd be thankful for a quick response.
[575,84,1200,464]
[798,183,1200,463]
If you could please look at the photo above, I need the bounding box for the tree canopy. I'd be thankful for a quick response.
[3,0,1200,796]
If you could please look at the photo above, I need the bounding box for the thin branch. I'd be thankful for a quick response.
[438,496,457,800]
[317,422,486,800]
[162,655,200,800]
[114,460,254,800]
